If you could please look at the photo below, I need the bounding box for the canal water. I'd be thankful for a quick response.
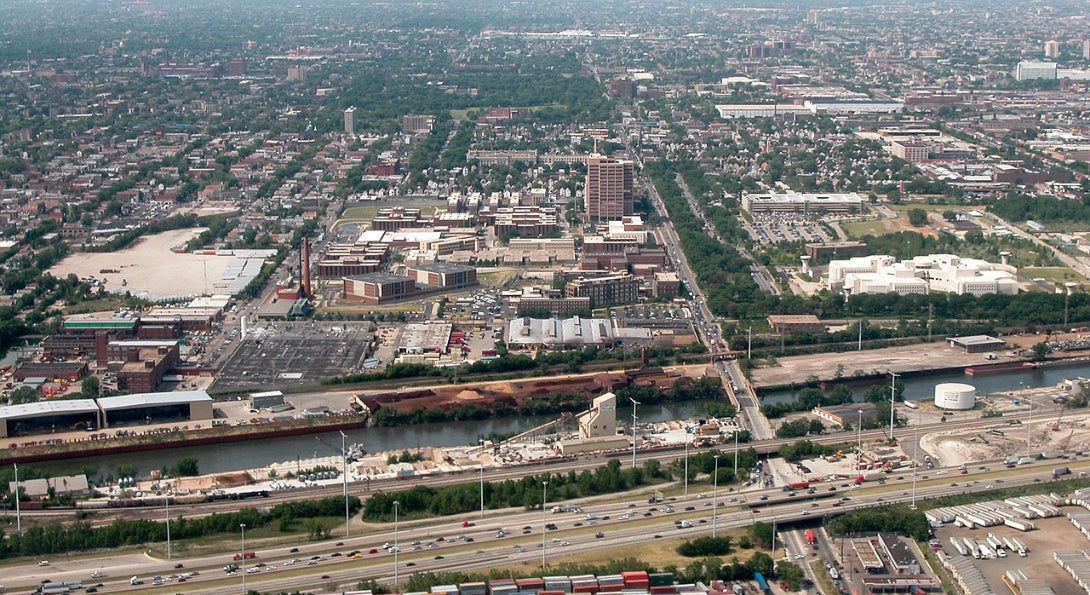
[37,361,1090,477]
[36,400,717,477]
[761,360,1090,404]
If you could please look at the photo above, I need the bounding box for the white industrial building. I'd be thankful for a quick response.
[742,192,864,214]
[506,316,651,350]
[715,101,903,119]
[827,254,1018,296]
[1015,61,1058,81]
[579,392,618,439]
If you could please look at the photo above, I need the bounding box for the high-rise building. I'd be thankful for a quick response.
[344,106,356,135]
[1045,40,1061,58]
[806,9,820,24]
[585,155,635,222]
[1083,39,1090,60]
[286,65,308,81]
[227,58,247,76]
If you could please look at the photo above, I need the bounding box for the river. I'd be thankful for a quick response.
[761,360,1090,404]
[33,400,717,477]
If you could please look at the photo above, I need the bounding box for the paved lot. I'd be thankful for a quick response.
[935,515,1086,594]
[749,342,996,388]
[49,228,235,300]
[210,321,374,391]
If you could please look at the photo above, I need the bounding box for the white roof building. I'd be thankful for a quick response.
[828,254,1018,296]
[507,316,651,350]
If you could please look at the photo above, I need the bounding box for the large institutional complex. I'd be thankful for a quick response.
[827,254,1019,296]
[742,192,864,214]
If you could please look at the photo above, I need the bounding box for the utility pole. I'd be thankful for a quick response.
[630,398,640,469]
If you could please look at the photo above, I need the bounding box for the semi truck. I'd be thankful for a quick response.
[805,529,816,545]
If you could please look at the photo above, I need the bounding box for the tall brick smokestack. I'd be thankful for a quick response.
[95,331,109,369]
[302,237,312,299]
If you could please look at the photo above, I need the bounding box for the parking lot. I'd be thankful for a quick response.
[211,321,374,391]
[749,213,836,246]
[934,514,1086,593]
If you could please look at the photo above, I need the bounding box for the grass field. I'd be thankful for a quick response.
[841,220,892,238]
[340,204,441,221]
[1021,267,1084,284]
[478,271,518,288]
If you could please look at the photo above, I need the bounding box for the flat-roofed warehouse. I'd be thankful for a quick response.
[398,322,454,354]
[0,400,100,438]
[98,390,213,427]
[947,335,1005,353]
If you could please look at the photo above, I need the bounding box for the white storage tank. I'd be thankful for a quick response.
[935,382,976,410]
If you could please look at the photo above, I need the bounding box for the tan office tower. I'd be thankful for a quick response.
[1045,40,1060,58]
[344,106,356,135]
[585,155,634,222]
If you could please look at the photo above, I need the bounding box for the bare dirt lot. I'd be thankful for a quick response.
[921,412,1090,467]
[49,228,232,300]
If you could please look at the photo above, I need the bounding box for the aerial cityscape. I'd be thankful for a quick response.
[5,0,1090,593]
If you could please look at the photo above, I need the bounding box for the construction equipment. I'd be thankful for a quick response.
[1052,406,1065,431]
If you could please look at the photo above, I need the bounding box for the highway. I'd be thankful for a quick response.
[9,454,1084,595]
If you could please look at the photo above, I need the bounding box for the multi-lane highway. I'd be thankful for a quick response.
[9,454,1083,594]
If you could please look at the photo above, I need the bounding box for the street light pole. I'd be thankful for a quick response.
[13,463,21,535]
[856,409,863,471]
[165,490,171,560]
[889,371,899,441]
[911,411,919,510]
[340,430,349,537]
[683,435,689,499]
[733,428,739,480]
[630,398,640,469]
[393,501,400,588]
[479,439,486,519]
[239,523,246,595]
[541,481,548,569]
[747,327,752,360]
[712,455,720,538]
[1024,386,1032,458]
